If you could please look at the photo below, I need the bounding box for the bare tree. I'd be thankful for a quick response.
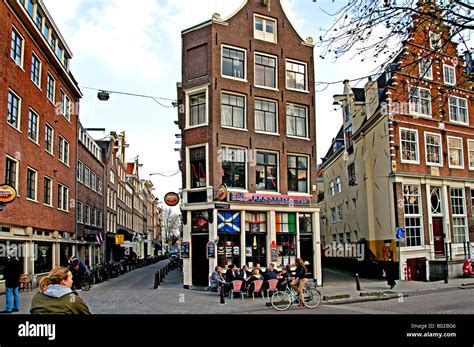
[162,208,181,246]
[315,0,473,82]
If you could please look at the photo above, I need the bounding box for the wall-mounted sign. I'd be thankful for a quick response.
[229,192,311,206]
[115,235,124,245]
[217,245,225,256]
[181,241,190,258]
[207,241,215,259]
[271,241,277,262]
[217,184,228,201]
[164,192,180,207]
[0,184,17,205]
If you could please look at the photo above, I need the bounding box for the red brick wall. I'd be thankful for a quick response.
[0,2,80,233]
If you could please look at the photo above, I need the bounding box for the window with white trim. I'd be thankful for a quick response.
[77,201,83,224]
[449,96,468,125]
[188,92,206,127]
[44,176,52,206]
[58,184,68,211]
[286,60,307,91]
[330,207,336,224]
[5,156,18,191]
[45,124,53,154]
[7,90,20,130]
[46,74,55,102]
[468,140,474,170]
[84,205,90,225]
[58,136,69,165]
[429,31,441,50]
[443,65,455,86]
[255,151,278,192]
[451,188,467,243]
[409,87,431,116]
[77,161,83,183]
[254,15,276,43]
[97,210,103,228]
[403,185,422,247]
[286,104,307,138]
[419,59,432,80]
[31,53,41,87]
[60,90,71,121]
[337,205,343,222]
[91,172,97,192]
[255,53,277,89]
[11,28,24,67]
[84,167,91,187]
[91,207,96,227]
[221,147,246,189]
[448,137,464,168]
[222,46,246,80]
[329,181,335,197]
[255,99,277,133]
[221,93,245,129]
[287,155,308,193]
[189,147,206,189]
[28,109,39,143]
[425,133,442,166]
[400,129,419,163]
[348,163,357,186]
[471,189,474,217]
[27,168,37,201]
[98,177,103,195]
[335,177,342,194]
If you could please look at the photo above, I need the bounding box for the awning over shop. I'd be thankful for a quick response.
[117,229,134,241]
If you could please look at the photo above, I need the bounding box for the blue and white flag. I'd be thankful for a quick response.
[217,211,241,233]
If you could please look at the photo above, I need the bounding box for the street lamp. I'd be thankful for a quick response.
[97,90,110,101]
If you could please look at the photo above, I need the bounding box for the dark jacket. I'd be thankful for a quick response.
[263,269,278,281]
[4,256,22,288]
[295,265,307,279]
[30,285,91,314]
[240,269,251,279]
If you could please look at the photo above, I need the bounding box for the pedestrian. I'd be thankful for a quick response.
[290,258,308,308]
[386,256,396,289]
[1,251,22,313]
[30,267,91,314]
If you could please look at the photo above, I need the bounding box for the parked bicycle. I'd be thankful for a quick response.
[270,283,321,311]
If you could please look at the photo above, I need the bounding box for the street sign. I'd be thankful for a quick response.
[396,227,406,241]
[207,241,215,259]
[115,235,124,245]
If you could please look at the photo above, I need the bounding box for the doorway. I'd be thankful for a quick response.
[192,235,209,286]
[432,217,445,257]
[407,257,427,281]
[299,236,314,277]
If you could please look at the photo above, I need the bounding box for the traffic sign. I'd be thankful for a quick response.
[396,227,406,241]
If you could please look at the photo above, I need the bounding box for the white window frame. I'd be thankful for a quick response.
[443,64,456,86]
[221,44,247,82]
[286,103,309,139]
[46,73,56,103]
[424,132,443,167]
[409,87,431,117]
[335,177,342,194]
[31,51,42,89]
[450,187,467,243]
[28,108,39,144]
[58,184,69,212]
[285,59,309,92]
[58,136,69,166]
[254,52,278,91]
[7,89,22,131]
[60,89,71,121]
[26,167,38,202]
[255,150,280,193]
[337,205,343,222]
[77,201,83,224]
[329,181,335,197]
[468,140,474,170]
[447,136,464,169]
[5,155,19,192]
[448,96,468,125]
[400,128,419,164]
[43,175,53,207]
[221,146,247,191]
[287,153,310,194]
[91,172,97,192]
[185,85,209,130]
[84,205,90,225]
[186,143,209,190]
[254,14,277,43]
[429,31,441,50]
[254,97,278,135]
[11,26,25,68]
[419,59,432,80]
[44,123,54,155]
[77,160,83,183]
[330,207,336,224]
[221,91,247,131]
[98,177,103,195]
[403,184,424,248]
[85,166,91,188]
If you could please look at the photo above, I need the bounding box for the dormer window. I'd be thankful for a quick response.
[254,15,276,43]
[429,32,441,50]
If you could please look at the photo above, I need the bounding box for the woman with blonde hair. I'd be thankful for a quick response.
[30,267,91,314]
[290,258,308,307]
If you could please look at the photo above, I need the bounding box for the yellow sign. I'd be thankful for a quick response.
[115,235,124,245]
[0,184,17,204]
[217,184,227,201]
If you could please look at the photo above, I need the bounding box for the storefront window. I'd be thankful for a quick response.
[245,212,267,267]
[217,236,241,268]
[276,213,296,233]
[35,242,53,274]
[276,213,296,267]
[191,211,210,233]
[59,244,73,267]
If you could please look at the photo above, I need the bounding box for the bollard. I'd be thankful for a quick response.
[161,268,165,281]
[219,283,226,304]
[355,273,361,291]
[154,271,160,289]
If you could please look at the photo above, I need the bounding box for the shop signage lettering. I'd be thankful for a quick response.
[207,241,215,259]
[229,192,311,205]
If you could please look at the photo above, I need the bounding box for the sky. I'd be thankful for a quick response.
[42,0,380,202]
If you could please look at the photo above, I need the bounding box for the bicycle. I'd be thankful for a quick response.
[270,283,321,311]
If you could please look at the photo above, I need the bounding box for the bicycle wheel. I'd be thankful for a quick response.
[303,287,321,309]
[82,279,91,292]
[271,291,292,311]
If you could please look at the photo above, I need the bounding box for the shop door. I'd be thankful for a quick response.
[407,257,427,281]
[299,236,314,277]
[192,235,209,286]
[432,217,445,257]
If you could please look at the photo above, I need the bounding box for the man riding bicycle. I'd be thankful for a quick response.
[69,256,87,290]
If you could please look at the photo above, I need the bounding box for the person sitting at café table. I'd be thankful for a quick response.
[211,266,229,293]
[240,264,251,281]
[276,267,292,290]
[225,264,243,283]
[263,263,278,281]
[246,269,264,294]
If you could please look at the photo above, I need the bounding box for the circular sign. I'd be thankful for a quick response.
[217,184,227,201]
[164,192,180,206]
[0,184,17,204]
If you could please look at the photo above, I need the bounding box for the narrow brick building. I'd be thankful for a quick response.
[0,0,82,289]
[178,0,321,288]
